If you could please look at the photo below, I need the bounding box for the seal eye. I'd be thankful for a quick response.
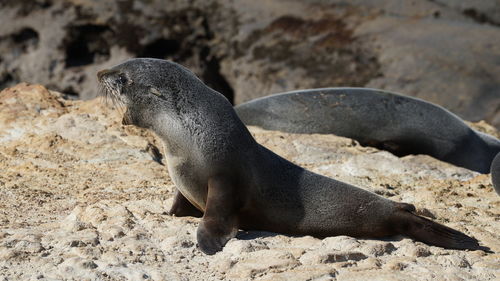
[116,74,128,85]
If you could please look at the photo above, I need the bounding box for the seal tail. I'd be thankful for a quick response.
[394,204,479,250]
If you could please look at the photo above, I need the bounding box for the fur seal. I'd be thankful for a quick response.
[98,58,480,255]
[235,88,500,175]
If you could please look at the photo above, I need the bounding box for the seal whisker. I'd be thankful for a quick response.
[97,82,110,106]
[98,77,127,117]
[108,89,125,115]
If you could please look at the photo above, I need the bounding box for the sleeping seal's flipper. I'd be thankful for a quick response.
[491,152,500,195]
[394,207,479,250]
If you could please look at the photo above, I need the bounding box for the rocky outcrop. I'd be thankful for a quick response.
[0,0,238,101]
[0,0,499,127]
[0,84,498,280]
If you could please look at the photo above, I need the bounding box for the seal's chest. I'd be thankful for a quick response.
[167,158,207,211]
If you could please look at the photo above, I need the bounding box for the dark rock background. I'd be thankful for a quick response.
[0,0,499,128]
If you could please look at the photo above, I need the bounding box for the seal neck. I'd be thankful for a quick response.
[149,99,258,160]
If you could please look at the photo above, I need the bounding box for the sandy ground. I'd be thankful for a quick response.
[0,84,499,280]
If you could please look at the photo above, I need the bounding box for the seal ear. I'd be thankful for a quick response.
[149,87,162,97]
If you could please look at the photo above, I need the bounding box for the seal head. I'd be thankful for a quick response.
[98,59,205,128]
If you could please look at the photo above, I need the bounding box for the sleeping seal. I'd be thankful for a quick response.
[235,88,500,175]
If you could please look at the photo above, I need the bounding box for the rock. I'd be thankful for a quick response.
[223,239,270,255]
[436,255,472,268]
[359,15,500,128]
[320,236,362,252]
[337,270,414,281]
[14,240,44,253]
[383,258,412,271]
[258,265,337,281]
[225,250,299,280]
[0,247,19,260]
[411,246,432,258]
[359,241,397,257]
[0,0,237,102]
[300,250,368,265]
[60,207,92,232]
[64,230,100,248]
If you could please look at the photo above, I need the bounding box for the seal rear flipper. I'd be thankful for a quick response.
[396,211,479,250]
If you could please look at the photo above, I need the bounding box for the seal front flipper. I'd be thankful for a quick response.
[169,189,203,218]
[394,205,479,250]
[196,176,239,255]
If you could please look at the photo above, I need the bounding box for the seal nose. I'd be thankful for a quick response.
[97,69,110,81]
